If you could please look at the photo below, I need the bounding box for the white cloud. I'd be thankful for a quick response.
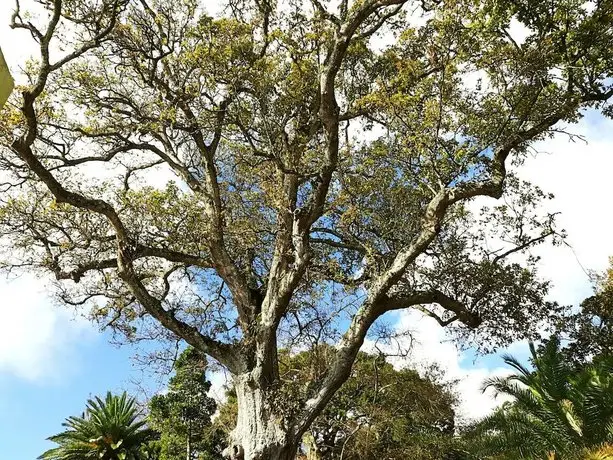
[208,368,231,403]
[517,116,613,305]
[582,1,597,14]
[462,68,491,94]
[508,16,532,45]
[0,275,92,381]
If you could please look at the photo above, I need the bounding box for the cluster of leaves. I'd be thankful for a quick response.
[299,350,462,460]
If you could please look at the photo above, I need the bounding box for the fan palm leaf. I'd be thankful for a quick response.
[468,337,613,459]
[39,392,155,460]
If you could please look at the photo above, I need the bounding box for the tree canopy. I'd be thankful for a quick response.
[2,0,613,457]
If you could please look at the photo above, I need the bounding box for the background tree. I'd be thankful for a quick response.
[148,348,221,460]
[465,338,613,460]
[556,258,613,364]
[40,392,155,460]
[2,0,613,458]
[288,348,460,460]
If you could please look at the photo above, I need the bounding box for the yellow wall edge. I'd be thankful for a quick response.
[0,47,14,109]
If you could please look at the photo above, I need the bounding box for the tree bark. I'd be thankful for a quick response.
[224,374,298,460]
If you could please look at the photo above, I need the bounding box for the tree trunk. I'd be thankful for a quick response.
[224,374,298,460]
[186,420,192,460]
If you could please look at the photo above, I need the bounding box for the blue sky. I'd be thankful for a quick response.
[0,333,139,459]
[2,2,613,460]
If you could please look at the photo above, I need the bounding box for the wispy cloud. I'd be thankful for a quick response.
[0,275,93,382]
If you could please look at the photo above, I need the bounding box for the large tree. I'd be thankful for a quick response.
[2,0,613,458]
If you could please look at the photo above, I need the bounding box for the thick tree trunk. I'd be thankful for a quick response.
[224,375,298,460]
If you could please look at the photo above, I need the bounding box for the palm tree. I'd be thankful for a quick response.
[39,392,156,460]
[467,337,613,459]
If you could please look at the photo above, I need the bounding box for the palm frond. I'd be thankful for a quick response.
[39,392,154,460]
